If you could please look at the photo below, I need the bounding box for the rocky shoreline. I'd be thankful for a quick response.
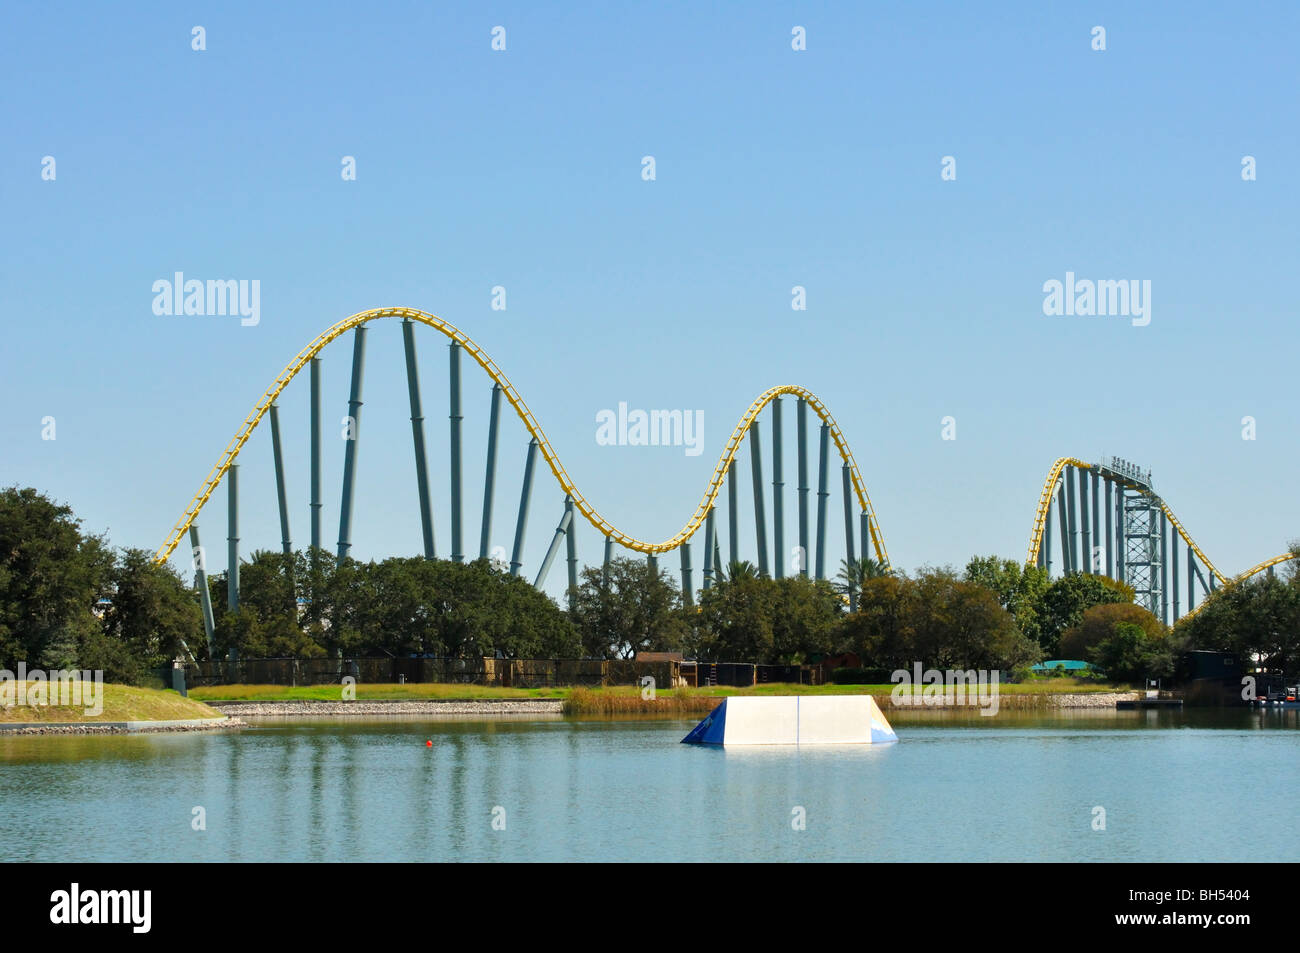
[0,716,243,736]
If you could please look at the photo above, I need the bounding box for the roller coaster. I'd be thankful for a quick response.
[155,306,1294,652]
[1025,457,1295,623]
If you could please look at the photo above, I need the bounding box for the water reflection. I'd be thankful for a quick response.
[0,710,1295,862]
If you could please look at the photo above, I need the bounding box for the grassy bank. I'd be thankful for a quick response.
[191,683,569,702]
[190,677,1133,714]
[0,682,224,723]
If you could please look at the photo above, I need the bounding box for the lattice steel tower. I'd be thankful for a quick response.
[1107,458,1162,616]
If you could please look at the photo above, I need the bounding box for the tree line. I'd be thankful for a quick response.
[4,485,1294,685]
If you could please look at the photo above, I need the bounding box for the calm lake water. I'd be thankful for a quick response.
[2,709,1298,862]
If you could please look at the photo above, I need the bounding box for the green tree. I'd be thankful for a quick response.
[0,486,111,671]
[769,576,843,663]
[570,556,687,659]
[1090,621,1174,682]
[1177,573,1300,676]
[1059,601,1166,661]
[839,568,1040,673]
[697,573,777,663]
[963,555,1050,645]
[93,548,203,679]
[1035,573,1134,658]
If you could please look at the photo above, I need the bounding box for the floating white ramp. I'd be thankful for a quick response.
[681,695,898,746]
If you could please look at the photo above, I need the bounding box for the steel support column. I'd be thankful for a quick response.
[1115,485,1126,583]
[227,464,239,611]
[796,397,809,577]
[337,326,366,561]
[842,465,857,611]
[1104,478,1114,578]
[1187,544,1195,612]
[602,535,612,583]
[1172,533,1181,619]
[269,403,291,557]
[565,496,578,604]
[448,342,463,562]
[1090,471,1100,571]
[402,318,436,559]
[509,438,538,576]
[189,524,215,656]
[815,423,830,580]
[479,383,502,560]
[749,422,768,576]
[1056,482,1071,575]
[772,397,784,579]
[1066,467,1079,573]
[1044,498,1053,575]
[534,502,572,587]
[309,357,322,552]
[728,462,739,569]
[703,507,715,590]
[1079,467,1091,574]
[1160,511,1169,624]
[681,542,693,606]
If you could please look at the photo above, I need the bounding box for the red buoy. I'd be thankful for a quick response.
[425,740,433,747]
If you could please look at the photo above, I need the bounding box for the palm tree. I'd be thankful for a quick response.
[835,557,892,598]
[720,560,760,584]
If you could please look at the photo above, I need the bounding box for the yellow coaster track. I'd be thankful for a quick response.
[1025,455,1295,604]
[153,307,890,569]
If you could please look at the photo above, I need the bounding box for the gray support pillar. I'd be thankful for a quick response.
[842,465,857,612]
[814,423,830,580]
[565,496,578,604]
[1116,487,1126,584]
[1044,499,1053,575]
[1066,467,1079,573]
[602,535,612,583]
[772,397,784,579]
[1104,478,1114,578]
[227,464,239,611]
[860,512,870,567]
[1160,511,1169,624]
[310,357,321,552]
[749,423,769,576]
[1187,544,1194,613]
[1090,470,1101,569]
[681,542,693,606]
[189,524,216,657]
[713,526,722,585]
[1079,468,1091,574]
[448,342,463,562]
[1192,558,1210,599]
[337,325,367,561]
[1055,482,1071,575]
[1172,533,1180,619]
[727,462,739,569]
[480,383,502,560]
[703,507,715,590]
[533,503,573,587]
[648,554,658,573]
[510,438,538,576]
[796,397,809,577]
[402,318,436,559]
[269,403,292,557]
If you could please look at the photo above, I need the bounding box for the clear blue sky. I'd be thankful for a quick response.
[3,1,1297,598]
